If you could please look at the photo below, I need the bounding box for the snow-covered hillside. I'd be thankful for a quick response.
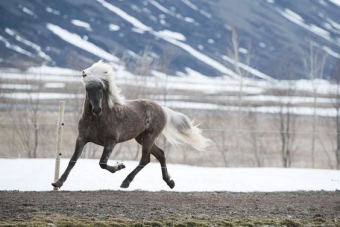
[1,0,340,79]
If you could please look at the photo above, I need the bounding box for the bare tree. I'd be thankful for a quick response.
[245,111,265,167]
[224,27,267,166]
[124,46,161,99]
[204,110,231,167]
[7,69,42,158]
[329,59,340,169]
[302,41,328,168]
[158,48,172,155]
[271,54,298,168]
[274,85,297,167]
[226,27,254,131]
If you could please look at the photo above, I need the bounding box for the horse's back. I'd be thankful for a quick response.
[125,99,166,132]
[125,99,162,112]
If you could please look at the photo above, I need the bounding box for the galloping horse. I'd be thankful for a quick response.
[52,60,210,189]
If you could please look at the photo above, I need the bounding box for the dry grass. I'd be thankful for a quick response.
[0,109,336,169]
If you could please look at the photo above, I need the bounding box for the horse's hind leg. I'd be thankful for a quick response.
[150,145,175,189]
[124,135,175,189]
[99,142,125,173]
[120,134,153,188]
[52,137,86,188]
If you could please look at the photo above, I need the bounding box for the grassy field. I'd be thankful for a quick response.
[0,109,337,169]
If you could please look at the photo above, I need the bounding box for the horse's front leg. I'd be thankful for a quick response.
[99,142,125,173]
[52,137,86,188]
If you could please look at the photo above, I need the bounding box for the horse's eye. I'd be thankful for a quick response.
[104,71,108,74]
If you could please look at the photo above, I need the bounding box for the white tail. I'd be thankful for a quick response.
[161,107,210,151]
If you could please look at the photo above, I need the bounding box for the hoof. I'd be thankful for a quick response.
[52,181,62,188]
[118,163,125,170]
[120,181,130,188]
[167,180,175,189]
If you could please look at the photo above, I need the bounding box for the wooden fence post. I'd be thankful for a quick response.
[53,101,65,191]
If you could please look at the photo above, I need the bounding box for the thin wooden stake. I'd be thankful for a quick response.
[53,101,65,191]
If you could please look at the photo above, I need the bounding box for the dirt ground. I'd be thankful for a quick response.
[0,190,339,226]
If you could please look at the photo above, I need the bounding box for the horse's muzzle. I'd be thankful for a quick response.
[92,107,102,115]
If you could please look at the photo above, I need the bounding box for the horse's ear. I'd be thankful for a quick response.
[98,59,106,64]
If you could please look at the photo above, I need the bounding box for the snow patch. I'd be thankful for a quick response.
[181,0,198,11]
[185,67,208,79]
[326,18,340,30]
[199,10,212,18]
[71,20,92,31]
[322,46,340,58]
[132,27,145,34]
[46,23,119,62]
[27,65,79,76]
[109,23,120,31]
[184,17,195,23]
[97,0,152,32]
[0,159,338,191]
[222,55,274,81]
[46,7,60,15]
[22,7,35,16]
[155,30,186,41]
[160,36,239,79]
[44,83,65,88]
[328,0,340,6]
[239,48,248,54]
[0,35,34,57]
[279,8,332,42]
[3,93,84,100]
[0,84,38,90]
[5,28,52,61]
[259,42,266,48]
[148,0,172,15]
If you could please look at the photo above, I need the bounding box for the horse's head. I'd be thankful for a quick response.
[82,60,125,111]
[81,60,112,116]
[84,79,105,115]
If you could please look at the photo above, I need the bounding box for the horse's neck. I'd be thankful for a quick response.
[102,92,111,111]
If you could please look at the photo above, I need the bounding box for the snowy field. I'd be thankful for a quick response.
[0,159,339,192]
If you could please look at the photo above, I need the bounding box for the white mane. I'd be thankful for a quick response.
[82,60,125,108]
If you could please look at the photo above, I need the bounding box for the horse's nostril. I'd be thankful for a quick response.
[92,107,102,115]
[82,71,86,77]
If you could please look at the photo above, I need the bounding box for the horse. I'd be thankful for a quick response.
[52,60,210,189]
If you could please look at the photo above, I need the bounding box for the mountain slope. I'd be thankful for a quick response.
[0,0,340,80]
